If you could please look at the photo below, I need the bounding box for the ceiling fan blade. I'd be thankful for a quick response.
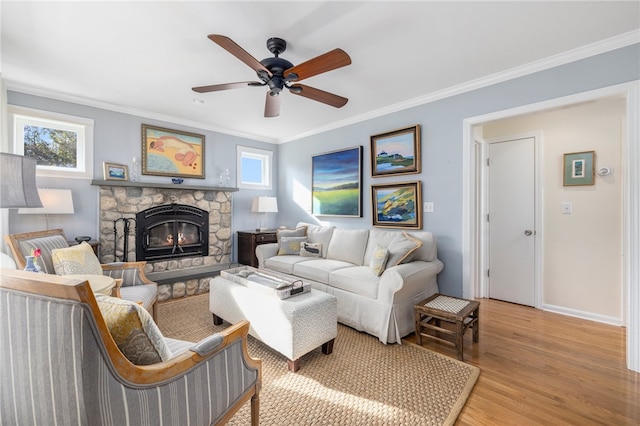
[289,84,348,108]
[208,34,271,76]
[284,48,351,82]
[192,81,263,93]
[264,92,282,118]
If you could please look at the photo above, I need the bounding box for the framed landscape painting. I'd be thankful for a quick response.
[312,146,362,217]
[142,124,205,179]
[371,181,422,229]
[370,125,421,177]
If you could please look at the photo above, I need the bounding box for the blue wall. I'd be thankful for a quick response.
[6,92,279,256]
[276,44,640,297]
[7,44,639,296]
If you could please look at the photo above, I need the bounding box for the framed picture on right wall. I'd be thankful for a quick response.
[563,150,595,186]
[371,181,422,229]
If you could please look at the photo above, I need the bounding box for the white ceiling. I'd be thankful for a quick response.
[2,1,639,143]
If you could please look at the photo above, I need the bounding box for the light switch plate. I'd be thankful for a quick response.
[424,202,434,213]
[562,202,572,214]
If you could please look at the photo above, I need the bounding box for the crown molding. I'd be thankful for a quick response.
[6,30,639,145]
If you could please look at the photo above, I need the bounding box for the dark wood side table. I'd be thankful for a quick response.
[237,230,277,267]
[414,293,479,361]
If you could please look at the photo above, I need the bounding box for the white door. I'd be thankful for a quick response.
[488,137,536,306]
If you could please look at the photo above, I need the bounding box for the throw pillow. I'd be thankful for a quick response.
[386,232,423,266]
[52,242,103,276]
[95,294,173,365]
[369,245,389,276]
[300,242,323,257]
[277,226,307,252]
[278,236,308,255]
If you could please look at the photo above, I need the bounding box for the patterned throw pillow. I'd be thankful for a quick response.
[52,242,103,275]
[300,242,323,257]
[278,236,308,255]
[95,295,172,365]
[277,226,307,253]
[369,245,389,276]
[387,232,423,266]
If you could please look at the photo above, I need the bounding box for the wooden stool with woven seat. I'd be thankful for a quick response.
[414,293,479,361]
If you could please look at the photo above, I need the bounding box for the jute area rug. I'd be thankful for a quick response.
[158,294,479,426]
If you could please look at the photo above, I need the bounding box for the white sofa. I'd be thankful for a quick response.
[256,222,444,344]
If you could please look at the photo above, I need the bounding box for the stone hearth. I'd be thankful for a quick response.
[92,180,237,301]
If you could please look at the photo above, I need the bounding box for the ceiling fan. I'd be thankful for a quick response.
[192,34,352,117]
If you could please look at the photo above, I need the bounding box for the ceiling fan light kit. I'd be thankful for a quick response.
[192,34,351,117]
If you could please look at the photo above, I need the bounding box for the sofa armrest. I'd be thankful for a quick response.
[256,243,278,268]
[377,260,444,304]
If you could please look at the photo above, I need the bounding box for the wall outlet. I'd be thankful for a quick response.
[562,202,572,214]
[424,202,434,213]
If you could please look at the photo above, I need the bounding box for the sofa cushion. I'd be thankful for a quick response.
[264,255,309,275]
[293,258,355,284]
[297,222,335,258]
[369,245,389,276]
[329,266,380,299]
[278,236,307,255]
[387,232,422,266]
[326,229,369,265]
[363,229,402,265]
[52,242,103,276]
[405,231,437,262]
[300,241,322,257]
[95,294,172,365]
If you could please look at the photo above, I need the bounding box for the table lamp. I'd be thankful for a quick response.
[251,196,278,231]
[18,188,74,229]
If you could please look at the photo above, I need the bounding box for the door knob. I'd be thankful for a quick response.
[524,230,533,236]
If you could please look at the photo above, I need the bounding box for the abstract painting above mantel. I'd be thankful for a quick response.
[371,181,422,229]
[370,124,421,177]
[141,124,205,179]
[312,146,362,217]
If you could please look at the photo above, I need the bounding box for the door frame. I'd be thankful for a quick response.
[462,80,640,372]
[480,133,543,308]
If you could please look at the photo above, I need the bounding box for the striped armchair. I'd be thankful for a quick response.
[4,229,159,321]
[0,269,262,425]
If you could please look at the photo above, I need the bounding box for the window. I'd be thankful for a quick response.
[10,105,94,179]
[237,146,273,190]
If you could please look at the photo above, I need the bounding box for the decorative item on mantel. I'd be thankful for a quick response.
[218,168,231,187]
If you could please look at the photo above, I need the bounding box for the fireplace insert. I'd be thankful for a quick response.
[136,204,209,261]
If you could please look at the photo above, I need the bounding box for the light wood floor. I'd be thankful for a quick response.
[408,298,640,425]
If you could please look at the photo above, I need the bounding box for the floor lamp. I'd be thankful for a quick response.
[252,196,278,231]
[18,188,75,229]
[0,153,43,268]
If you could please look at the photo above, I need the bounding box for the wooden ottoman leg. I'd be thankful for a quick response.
[288,358,300,372]
[456,319,464,361]
[322,338,335,355]
[473,308,480,343]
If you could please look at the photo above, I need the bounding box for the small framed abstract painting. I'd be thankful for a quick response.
[312,146,363,217]
[371,181,422,229]
[370,125,421,177]
[563,151,595,186]
[103,162,128,181]
[142,124,205,179]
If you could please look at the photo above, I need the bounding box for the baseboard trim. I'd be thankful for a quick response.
[542,303,622,326]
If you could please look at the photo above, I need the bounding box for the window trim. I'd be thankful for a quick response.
[9,105,94,179]
[237,145,273,190]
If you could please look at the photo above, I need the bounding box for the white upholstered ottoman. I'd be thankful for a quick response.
[209,275,337,372]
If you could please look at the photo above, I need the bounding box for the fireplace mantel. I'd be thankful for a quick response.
[91,179,239,192]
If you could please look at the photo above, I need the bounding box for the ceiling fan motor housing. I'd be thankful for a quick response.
[260,56,294,95]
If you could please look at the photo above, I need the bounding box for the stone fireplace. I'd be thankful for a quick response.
[92,180,236,301]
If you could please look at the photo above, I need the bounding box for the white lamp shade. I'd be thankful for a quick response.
[18,188,74,214]
[251,196,278,213]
